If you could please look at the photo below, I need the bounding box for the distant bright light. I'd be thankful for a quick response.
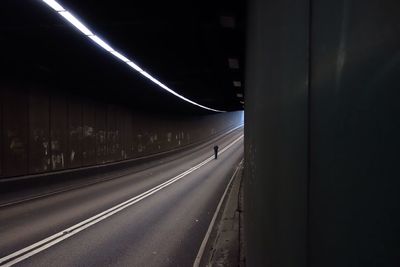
[42,0,65,11]
[59,11,93,36]
[40,0,225,112]
[89,35,113,52]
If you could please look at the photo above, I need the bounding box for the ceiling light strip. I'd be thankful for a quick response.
[40,0,224,112]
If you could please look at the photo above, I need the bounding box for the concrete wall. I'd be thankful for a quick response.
[0,85,243,179]
[244,0,309,266]
[244,0,400,266]
[309,0,400,266]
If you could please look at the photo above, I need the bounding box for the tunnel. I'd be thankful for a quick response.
[1,0,400,266]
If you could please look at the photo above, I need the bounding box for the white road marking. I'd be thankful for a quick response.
[0,134,244,267]
[0,124,244,209]
[193,159,244,267]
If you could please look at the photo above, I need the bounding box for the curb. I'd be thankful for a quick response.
[202,159,245,266]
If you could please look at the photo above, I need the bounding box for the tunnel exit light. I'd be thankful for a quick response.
[40,0,225,113]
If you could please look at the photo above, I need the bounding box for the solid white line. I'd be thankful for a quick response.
[0,134,244,267]
[193,158,244,267]
[0,124,243,184]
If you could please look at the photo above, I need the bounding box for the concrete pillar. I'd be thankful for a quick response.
[244,0,400,266]
[244,0,309,266]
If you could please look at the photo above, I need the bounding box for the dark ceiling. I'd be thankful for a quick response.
[1,0,246,114]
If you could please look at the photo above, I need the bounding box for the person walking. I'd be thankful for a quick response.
[213,145,219,159]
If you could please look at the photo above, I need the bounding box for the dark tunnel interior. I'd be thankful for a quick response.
[1,0,400,266]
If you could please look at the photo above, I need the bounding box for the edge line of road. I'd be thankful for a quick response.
[0,124,244,183]
[193,158,244,267]
[0,125,244,208]
[0,135,244,267]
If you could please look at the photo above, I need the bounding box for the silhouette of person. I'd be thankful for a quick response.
[214,145,219,159]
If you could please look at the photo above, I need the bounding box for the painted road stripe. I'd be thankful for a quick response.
[0,124,244,208]
[193,159,244,267]
[0,134,244,267]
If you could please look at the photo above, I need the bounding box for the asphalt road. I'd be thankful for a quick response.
[0,128,244,267]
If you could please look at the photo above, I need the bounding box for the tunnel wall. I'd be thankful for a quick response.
[244,0,309,266]
[0,86,243,179]
[245,0,400,266]
[309,0,400,266]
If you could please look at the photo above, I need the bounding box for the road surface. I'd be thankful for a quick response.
[0,127,244,267]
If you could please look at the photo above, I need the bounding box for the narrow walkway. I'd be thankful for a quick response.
[201,160,245,266]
